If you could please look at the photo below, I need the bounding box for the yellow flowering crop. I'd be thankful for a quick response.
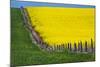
[26,7,95,47]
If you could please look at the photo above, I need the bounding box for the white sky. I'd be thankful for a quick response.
[18,0,95,5]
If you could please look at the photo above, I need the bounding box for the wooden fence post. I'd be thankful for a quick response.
[69,43,72,51]
[91,38,94,53]
[74,42,77,52]
[67,43,70,50]
[78,41,83,52]
[80,41,83,52]
[85,41,88,52]
[59,45,62,51]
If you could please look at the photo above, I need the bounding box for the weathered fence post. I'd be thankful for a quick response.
[69,43,72,51]
[67,43,70,50]
[74,42,77,52]
[59,45,62,51]
[91,38,94,53]
[84,41,88,52]
[56,45,59,51]
[78,41,83,52]
[80,41,83,52]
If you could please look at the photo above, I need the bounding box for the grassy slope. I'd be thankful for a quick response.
[11,8,95,66]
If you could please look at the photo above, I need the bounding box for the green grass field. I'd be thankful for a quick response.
[11,8,95,66]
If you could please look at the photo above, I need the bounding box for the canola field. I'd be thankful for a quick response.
[26,7,95,48]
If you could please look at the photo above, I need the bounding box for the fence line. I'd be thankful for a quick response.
[43,40,95,53]
[20,6,95,53]
[20,7,47,50]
